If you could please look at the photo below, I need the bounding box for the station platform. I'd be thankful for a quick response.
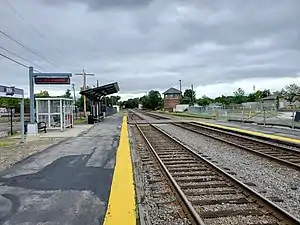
[146,112,300,145]
[0,113,136,224]
[181,117,300,145]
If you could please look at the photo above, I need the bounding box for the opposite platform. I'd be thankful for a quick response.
[188,118,300,145]
[149,112,300,145]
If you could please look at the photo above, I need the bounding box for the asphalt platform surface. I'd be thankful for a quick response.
[0,115,122,225]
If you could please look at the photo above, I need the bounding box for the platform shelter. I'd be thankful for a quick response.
[36,97,74,131]
[80,82,119,123]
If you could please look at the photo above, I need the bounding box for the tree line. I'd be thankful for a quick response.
[0,87,121,114]
[121,83,300,110]
[2,82,298,113]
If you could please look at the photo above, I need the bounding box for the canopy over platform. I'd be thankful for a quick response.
[80,82,119,101]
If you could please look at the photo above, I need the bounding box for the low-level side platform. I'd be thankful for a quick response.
[0,114,135,224]
[190,118,300,145]
[145,111,300,145]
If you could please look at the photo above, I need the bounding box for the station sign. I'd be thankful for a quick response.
[34,77,70,85]
[0,85,23,98]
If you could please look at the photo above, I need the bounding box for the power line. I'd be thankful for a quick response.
[0,30,61,69]
[0,45,45,70]
[0,53,41,72]
[4,0,65,57]
[0,52,28,68]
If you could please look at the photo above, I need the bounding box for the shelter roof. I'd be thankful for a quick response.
[80,82,119,101]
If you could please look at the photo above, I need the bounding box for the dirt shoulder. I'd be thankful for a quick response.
[0,137,65,171]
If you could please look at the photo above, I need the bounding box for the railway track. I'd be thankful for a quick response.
[142,112,170,120]
[172,122,300,171]
[136,123,300,225]
[128,110,145,122]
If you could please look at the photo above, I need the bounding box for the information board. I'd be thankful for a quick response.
[34,77,70,85]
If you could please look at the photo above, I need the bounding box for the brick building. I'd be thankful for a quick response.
[163,87,181,112]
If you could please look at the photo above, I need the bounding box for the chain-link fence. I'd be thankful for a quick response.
[187,103,300,129]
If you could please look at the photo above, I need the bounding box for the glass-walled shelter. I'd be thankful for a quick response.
[35,97,74,131]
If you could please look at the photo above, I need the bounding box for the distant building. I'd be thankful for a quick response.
[163,87,181,112]
[262,95,277,109]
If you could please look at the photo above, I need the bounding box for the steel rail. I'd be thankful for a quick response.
[128,110,145,121]
[142,112,170,120]
[136,124,205,225]
[172,122,300,170]
[138,123,300,224]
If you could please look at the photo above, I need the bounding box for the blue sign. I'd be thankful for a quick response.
[0,85,23,98]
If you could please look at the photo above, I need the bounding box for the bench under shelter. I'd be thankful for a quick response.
[35,97,74,132]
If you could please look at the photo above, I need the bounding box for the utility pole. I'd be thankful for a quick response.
[75,69,95,117]
[179,79,182,103]
[72,83,77,120]
[179,79,182,94]
[191,84,194,106]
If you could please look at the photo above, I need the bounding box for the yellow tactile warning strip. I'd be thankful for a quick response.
[103,116,136,225]
[194,120,300,145]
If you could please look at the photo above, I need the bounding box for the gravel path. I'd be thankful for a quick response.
[131,126,191,225]
[157,124,300,220]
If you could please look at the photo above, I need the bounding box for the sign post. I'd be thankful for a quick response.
[28,67,72,134]
[0,85,25,143]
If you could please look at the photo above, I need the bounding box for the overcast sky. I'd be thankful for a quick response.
[1,0,300,100]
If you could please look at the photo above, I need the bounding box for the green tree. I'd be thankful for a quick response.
[247,90,263,102]
[282,83,300,105]
[108,96,121,106]
[140,95,150,109]
[261,89,271,98]
[139,90,162,110]
[182,89,196,105]
[215,95,229,107]
[62,89,72,98]
[197,95,213,106]
[233,88,246,104]
[0,97,19,108]
[148,90,162,110]
[34,90,50,98]
[123,98,139,108]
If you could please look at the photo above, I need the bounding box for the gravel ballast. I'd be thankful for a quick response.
[130,126,191,225]
[157,124,300,220]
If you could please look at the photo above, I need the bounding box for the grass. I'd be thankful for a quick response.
[74,118,87,125]
[0,137,16,148]
[157,111,216,119]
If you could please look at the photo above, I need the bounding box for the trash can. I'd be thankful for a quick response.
[294,111,300,122]
[87,115,94,124]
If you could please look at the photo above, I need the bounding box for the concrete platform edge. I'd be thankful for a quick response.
[194,120,300,145]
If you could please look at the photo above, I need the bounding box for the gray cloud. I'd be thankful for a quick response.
[41,0,154,10]
[0,0,300,97]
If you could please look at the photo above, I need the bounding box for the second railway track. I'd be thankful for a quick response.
[172,122,300,171]
[136,123,300,225]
